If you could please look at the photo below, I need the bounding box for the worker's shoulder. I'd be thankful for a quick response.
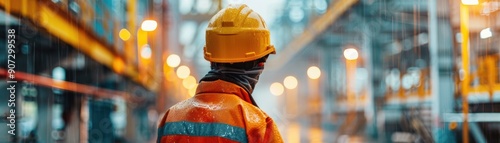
[204,93,271,122]
[168,93,268,117]
[166,93,241,110]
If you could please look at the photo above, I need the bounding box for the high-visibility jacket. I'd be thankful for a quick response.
[157,80,283,143]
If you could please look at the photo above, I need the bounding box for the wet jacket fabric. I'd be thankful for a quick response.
[157,80,283,143]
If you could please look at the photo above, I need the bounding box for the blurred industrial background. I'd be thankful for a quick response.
[0,0,499,142]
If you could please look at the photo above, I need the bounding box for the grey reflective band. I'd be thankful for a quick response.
[157,121,248,143]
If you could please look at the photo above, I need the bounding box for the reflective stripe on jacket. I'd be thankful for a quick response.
[157,80,283,143]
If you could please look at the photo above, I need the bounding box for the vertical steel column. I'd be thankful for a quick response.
[321,46,335,143]
[362,23,377,139]
[35,87,53,142]
[428,0,441,142]
[429,0,458,142]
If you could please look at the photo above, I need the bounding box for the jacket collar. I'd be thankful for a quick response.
[196,80,253,104]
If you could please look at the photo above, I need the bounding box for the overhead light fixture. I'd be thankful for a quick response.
[480,28,492,39]
[343,48,359,60]
[141,20,157,31]
[461,0,479,5]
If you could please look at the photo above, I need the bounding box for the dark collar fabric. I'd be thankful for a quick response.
[199,63,264,106]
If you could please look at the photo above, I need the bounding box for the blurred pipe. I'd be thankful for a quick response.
[442,113,500,122]
[266,0,359,71]
[459,3,471,143]
[0,68,142,103]
[126,0,137,67]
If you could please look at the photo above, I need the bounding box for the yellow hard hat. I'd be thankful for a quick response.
[204,4,276,63]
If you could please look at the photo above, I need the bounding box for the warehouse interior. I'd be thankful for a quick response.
[0,0,499,142]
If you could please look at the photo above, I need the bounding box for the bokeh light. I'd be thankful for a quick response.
[182,75,197,89]
[141,20,157,31]
[119,29,131,41]
[307,66,321,79]
[176,65,190,79]
[167,54,181,68]
[188,84,198,97]
[140,45,152,59]
[283,76,298,89]
[343,48,359,60]
[270,82,284,96]
[52,66,66,81]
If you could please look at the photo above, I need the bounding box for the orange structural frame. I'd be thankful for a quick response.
[0,0,158,92]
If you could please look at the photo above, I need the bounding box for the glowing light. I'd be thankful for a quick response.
[52,66,66,81]
[402,74,413,90]
[119,29,131,41]
[461,0,478,5]
[196,0,212,13]
[455,33,462,43]
[289,6,304,22]
[307,66,321,79]
[228,0,243,4]
[386,69,401,91]
[179,0,194,14]
[449,122,458,130]
[480,28,492,39]
[141,45,152,59]
[176,66,190,79]
[182,76,197,89]
[314,0,327,13]
[343,48,359,60]
[141,20,157,31]
[270,82,284,96]
[283,76,298,89]
[167,54,181,68]
[188,84,198,97]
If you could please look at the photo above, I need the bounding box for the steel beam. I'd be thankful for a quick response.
[443,113,500,122]
[267,0,359,71]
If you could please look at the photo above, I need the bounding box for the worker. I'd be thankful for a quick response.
[157,4,283,143]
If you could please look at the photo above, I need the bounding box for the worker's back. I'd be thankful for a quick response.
[157,80,283,143]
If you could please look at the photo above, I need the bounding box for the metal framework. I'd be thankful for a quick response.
[0,0,158,91]
[266,0,359,71]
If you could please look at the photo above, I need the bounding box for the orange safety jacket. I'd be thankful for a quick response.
[157,80,283,143]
